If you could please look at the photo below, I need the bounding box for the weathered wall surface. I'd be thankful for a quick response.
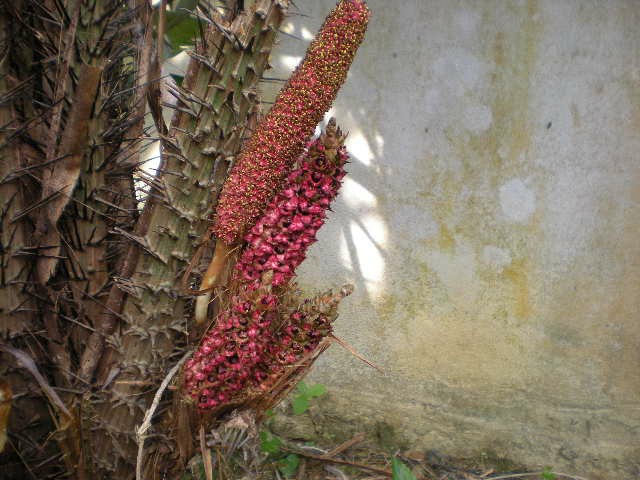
[265,1,640,478]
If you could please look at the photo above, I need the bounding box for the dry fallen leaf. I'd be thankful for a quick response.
[404,450,426,462]
[0,380,12,452]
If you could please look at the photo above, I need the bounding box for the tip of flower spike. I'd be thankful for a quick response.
[339,0,371,23]
[211,0,368,245]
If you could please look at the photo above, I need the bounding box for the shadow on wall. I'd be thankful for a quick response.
[263,1,390,314]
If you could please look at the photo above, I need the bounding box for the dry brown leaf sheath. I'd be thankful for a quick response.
[35,64,102,284]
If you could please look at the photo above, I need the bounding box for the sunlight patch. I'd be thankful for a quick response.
[346,131,374,166]
[279,55,303,71]
[342,177,377,210]
[350,214,386,297]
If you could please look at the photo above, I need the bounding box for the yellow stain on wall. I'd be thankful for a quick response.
[502,258,531,320]
[437,223,456,253]
[384,0,544,386]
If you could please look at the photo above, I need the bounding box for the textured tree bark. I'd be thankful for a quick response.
[0,2,63,477]
[1,1,296,478]
[88,2,290,477]
[0,1,33,336]
[1,0,146,477]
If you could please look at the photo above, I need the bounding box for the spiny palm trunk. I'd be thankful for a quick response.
[1,0,368,478]
[0,0,289,478]
[0,3,53,477]
[89,3,288,476]
[1,0,145,476]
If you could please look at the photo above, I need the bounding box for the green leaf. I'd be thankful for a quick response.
[170,73,184,86]
[278,453,300,477]
[175,0,197,10]
[259,430,282,455]
[391,457,417,480]
[541,467,557,480]
[296,381,309,396]
[161,1,197,29]
[292,395,310,415]
[306,383,327,398]
[192,461,206,480]
[165,12,201,52]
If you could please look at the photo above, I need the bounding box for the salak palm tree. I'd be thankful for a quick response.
[0,0,369,478]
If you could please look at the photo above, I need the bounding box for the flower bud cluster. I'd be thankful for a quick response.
[273,311,332,365]
[251,285,354,396]
[185,124,349,411]
[183,287,344,410]
[184,289,279,410]
[232,130,348,291]
[212,0,369,245]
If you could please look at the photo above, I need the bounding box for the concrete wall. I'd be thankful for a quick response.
[265,1,640,478]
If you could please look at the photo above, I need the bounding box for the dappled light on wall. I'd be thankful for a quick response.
[278,55,303,71]
[347,130,375,166]
[346,213,386,297]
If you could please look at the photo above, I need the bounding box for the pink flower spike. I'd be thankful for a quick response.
[212,0,369,245]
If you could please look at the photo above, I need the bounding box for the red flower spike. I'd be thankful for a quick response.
[232,119,349,292]
[212,0,369,245]
[185,122,351,412]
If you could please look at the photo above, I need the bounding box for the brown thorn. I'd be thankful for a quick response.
[35,64,102,284]
[44,0,82,166]
[157,0,167,63]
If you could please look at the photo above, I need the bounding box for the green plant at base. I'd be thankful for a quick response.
[249,331,335,477]
[391,457,417,480]
[260,430,283,455]
[278,454,300,477]
[259,430,300,478]
[292,381,327,415]
[179,455,207,480]
[541,466,557,480]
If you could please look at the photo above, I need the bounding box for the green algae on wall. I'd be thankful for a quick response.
[267,1,640,478]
